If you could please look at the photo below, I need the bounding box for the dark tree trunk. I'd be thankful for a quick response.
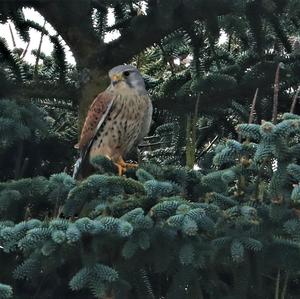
[78,69,109,128]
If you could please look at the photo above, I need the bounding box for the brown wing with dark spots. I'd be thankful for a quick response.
[75,91,113,150]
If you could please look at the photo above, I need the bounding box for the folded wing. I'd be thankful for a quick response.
[75,91,114,150]
[73,91,114,179]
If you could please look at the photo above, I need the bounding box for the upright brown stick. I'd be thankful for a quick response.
[21,41,30,59]
[242,88,259,143]
[249,88,259,124]
[280,271,289,299]
[290,86,300,114]
[186,95,200,168]
[275,269,281,299]
[8,22,16,48]
[272,64,281,124]
[199,135,219,157]
[33,20,46,81]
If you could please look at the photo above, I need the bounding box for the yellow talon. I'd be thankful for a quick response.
[114,157,138,175]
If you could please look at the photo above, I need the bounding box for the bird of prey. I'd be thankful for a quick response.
[73,65,152,179]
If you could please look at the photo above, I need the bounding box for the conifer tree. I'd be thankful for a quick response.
[1,1,300,298]
[1,109,300,298]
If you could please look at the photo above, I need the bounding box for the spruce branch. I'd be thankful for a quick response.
[100,0,236,68]
[157,42,175,74]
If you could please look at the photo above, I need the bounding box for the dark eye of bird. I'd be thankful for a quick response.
[123,71,130,77]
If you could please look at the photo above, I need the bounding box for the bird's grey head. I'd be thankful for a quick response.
[108,65,146,94]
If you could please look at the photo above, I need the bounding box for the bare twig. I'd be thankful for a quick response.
[227,33,232,52]
[238,92,258,142]
[21,41,30,59]
[186,95,200,168]
[199,135,219,157]
[241,88,259,143]
[20,157,29,179]
[197,125,210,131]
[280,271,289,299]
[143,135,160,140]
[275,269,281,299]
[238,132,242,143]
[36,101,75,110]
[254,158,268,201]
[138,142,163,148]
[249,88,259,124]
[8,22,16,47]
[34,20,47,80]
[136,52,143,69]
[14,141,24,179]
[186,115,192,167]
[272,64,281,124]
[290,86,300,114]
[193,95,200,131]
[33,274,49,299]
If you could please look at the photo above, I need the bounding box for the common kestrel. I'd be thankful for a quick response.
[73,65,152,179]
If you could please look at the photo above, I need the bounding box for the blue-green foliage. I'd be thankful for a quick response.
[0,283,13,299]
[0,99,47,149]
[121,208,153,258]
[0,176,49,221]
[2,115,300,298]
[69,264,118,297]
[48,173,76,206]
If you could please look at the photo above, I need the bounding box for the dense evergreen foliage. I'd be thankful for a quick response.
[1,0,300,298]
[2,115,300,298]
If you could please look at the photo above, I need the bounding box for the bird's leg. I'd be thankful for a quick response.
[100,155,125,175]
[114,156,127,176]
[120,157,139,170]
[114,156,138,175]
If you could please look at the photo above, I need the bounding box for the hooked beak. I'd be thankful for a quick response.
[111,73,123,85]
